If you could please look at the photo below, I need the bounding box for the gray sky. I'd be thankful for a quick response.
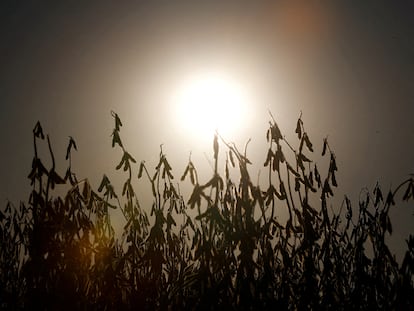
[1,1,413,253]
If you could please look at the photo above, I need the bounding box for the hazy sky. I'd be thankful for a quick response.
[1,1,413,246]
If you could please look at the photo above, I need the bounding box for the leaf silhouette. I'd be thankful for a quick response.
[229,150,235,167]
[264,149,273,167]
[65,136,77,160]
[402,181,414,201]
[33,121,45,139]
[314,165,321,188]
[322,138,328,156]
[386,191,395,206]
[270,121,282,142]
[295,118,302,139]
[304,133,313,152]
[331,171,338,187]
[329,154,337,172]
[213,135,219,160]
[111,110,123,131]
[138,161,145,179]
[111,129,123,148]
[98,174,110,192]
[323,180,333,197]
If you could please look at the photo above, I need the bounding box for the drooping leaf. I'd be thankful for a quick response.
[188,184,202,209]
[270,122,282,142]
[138,161,145,179]
[98,174,110,192]
[314,165,321,188]
[167,213,176,227]
[225,159,230,180]
[309,171,314,186]
[112,111,123,131]
[276,144,285,163]
[287,163,300,177]
[304,133,313,152]
[386,191,395,206]
[125,151,136,163]
[331,171,338,187]
[299,153,312,163]
[65,136,77,160]
[373,183,383,207]
[229,150,235,167]
[297,154,305,171]
[213,134,219,160]
[181,164,190,181]
[345,195,352,220]
[111,129,123,148]
[402,180,414,201]
[329,154,338,172]
[49,169,65,189]
[322,138,328,156]
[272,155,280,172]
[295,178,301,192]
[264,149,273,167]
[33,121,45,139]
[304,175,317,192]
[295,118,302,139]
[323,179,333,197]
[189,167,196,185]
[116,156,125,171]
[116,152,136,171]
[386,215,392,234]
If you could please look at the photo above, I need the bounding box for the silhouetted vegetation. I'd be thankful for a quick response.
[1,112,413,310]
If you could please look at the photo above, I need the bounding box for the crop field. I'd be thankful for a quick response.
[1,112,413,309]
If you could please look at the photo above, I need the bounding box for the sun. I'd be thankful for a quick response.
[172,71,250,141]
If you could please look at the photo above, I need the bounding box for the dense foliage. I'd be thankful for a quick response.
[1,112,413,310]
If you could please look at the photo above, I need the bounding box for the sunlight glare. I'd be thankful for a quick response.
[173,72,250,141]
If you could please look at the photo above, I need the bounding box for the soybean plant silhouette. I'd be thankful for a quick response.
[1,111,413,310]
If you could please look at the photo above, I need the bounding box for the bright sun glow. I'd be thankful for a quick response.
[172,72,250,141]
